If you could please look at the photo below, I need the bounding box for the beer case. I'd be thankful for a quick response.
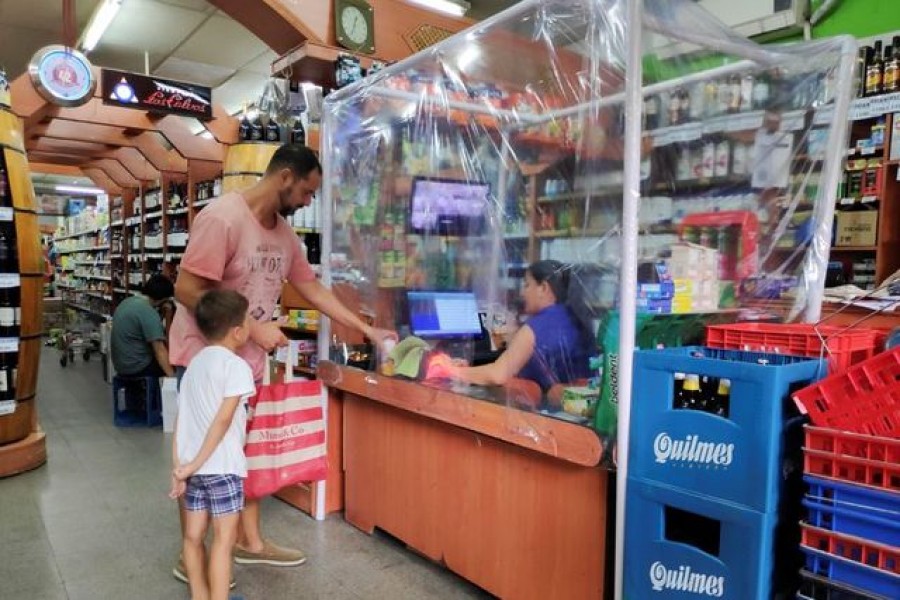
[629,346,825,512]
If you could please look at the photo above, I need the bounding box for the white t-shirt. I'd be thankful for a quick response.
[175,345,256,477]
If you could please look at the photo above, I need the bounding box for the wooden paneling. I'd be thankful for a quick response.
[16,337,42,401]
[0,430,46,477]
[4,149,38,212]
[0,397,33,446]
[13,212,42,275]
[0,109,25,152]
[322,363,603,467]
[342,394,607,599]
[19,275,44,338]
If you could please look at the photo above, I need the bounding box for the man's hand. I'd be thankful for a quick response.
[251,320,289,352]
[365,326,399,349]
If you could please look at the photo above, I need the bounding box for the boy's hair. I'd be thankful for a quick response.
[195,290,249,342]
[142,274,174,301]
[265,143,322,179]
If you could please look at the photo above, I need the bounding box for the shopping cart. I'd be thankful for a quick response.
[58,309,101,367]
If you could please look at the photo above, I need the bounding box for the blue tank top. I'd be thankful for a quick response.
[517,304,592,392]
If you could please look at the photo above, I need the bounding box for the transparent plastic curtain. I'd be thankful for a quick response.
[319,0,856,591]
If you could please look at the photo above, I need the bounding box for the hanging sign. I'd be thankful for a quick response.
[101,69,212,120]
[28,45,96,107]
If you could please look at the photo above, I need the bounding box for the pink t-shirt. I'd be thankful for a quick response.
[169,192,315,380]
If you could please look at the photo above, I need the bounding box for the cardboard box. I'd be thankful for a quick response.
[835,211,878,247]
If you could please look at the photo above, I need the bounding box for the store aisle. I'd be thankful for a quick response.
[0,351,490,600]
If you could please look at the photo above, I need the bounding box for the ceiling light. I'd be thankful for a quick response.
[405,0,470,17]
[55,185,106,195]
[80,0,123,53]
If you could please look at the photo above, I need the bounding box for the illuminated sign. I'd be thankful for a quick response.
[101,69,212,120]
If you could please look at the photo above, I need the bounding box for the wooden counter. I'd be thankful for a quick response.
[321,363,609,600]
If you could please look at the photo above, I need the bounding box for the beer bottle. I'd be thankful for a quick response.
[673,372,686,408]
[682,374,702,410]
[714,378,731,417]
[238,104,251,141]
[291,116,306,146]
[265,117,281,142]
[250,113,264,141]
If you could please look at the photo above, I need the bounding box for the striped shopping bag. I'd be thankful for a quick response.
[243,356,327,499]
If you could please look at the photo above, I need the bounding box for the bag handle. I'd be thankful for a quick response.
[263,341,297,386]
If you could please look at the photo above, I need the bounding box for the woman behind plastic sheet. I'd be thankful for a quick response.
[450,260,593,399]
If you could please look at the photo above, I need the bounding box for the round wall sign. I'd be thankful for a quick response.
[28,45,96,107]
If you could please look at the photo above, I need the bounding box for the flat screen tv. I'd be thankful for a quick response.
[408,177,490,236]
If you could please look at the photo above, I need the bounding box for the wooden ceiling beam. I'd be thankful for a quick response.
[134,133,189,173]
[28,163,86,178]
[82,168,123,196]
[153,115,225,162]
[27,137,114,156]
[27,151,90,166]
[97,147,159,183]
[85,159,140,189]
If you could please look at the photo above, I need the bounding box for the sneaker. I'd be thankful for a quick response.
[233,540,307,567]
[173,556,237,589]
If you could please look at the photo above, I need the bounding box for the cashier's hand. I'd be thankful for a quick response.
[252,320,289,352]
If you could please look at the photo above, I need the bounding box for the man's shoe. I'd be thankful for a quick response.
[233,540,307,567]
[173,556,237,589]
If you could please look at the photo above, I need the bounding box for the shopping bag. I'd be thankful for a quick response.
[244,349,327,500]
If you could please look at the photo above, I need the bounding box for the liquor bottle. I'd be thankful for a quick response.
[704,80,719,118]
[682,374,702,410]
[728,75,742,113]
[713,378,731,417]
[678,88,691,123]
[673,372,686,408]
[739,73,754,112]
[752,71,770,110]
[857,46,871,97]
[0,285,18,336]
[884,43,900,94]
[250,113,264,141]
[0,224,14,272]
[0,354,11,402]
[291,116,306,146]
[265,117,281,142]
[0,165,7,206]
[668,87,682,125]
[865,41,883,96]
[238,106,251,141]
[644,94,659,129]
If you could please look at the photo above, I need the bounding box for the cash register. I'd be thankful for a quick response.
[406,290,501,366]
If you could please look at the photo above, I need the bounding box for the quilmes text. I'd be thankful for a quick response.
[653,432,734,466]
[650,562,725,597]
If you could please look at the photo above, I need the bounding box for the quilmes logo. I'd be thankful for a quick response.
[653,433,734,467]
[650,562,725,597]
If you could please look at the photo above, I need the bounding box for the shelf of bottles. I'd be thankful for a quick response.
[52,201,113,321]
[0,156,20,409]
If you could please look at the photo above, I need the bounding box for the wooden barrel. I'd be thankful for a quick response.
[222,142,279,193]
[0,105,45,457]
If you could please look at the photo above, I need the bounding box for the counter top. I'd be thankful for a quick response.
[318,361,604,468]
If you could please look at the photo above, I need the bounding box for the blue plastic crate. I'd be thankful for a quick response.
[804,476,900,548]
[799,569,889,599]
[630,346,825,512]
[624,477,779,600]
[801,542,900,598]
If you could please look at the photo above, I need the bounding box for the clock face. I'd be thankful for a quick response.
[341,5,369,46]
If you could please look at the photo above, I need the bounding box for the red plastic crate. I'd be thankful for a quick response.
[805,427,900,492]
[793,347,900,438]
[706,322,885,375]
[801,524,900,576]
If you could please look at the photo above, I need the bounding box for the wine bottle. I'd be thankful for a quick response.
[250,114,264,141]
[0,285,16,336]
[291,117,306,146]
[265,118,281,142]
[238,105,251,141]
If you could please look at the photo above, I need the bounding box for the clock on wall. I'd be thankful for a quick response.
[335,0,375,55]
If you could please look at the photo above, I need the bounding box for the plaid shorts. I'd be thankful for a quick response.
[184,474,244,516]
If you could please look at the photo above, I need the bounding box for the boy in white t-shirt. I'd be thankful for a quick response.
[169,290,255,600]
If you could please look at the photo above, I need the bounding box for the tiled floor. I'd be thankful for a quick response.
[0,350,491,600]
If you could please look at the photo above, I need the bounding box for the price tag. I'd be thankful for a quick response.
[814,106,835,126]
[839,197,855,206]
[0,207,12,222]
[0,274,19,288]
[0,400,15,416]
[0,338,19,353]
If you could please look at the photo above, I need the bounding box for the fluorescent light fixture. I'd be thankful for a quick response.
[55,184,106,195]
[406,0,470,17]
[80,0,123,53]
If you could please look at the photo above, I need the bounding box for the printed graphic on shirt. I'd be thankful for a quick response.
[240,242,288,321]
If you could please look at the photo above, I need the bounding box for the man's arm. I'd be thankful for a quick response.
[175,269,287,352]
[292,279,397,346]
[151,340,175,377]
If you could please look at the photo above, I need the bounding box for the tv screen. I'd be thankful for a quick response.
[407,290,483,339]
[409,177,490,236]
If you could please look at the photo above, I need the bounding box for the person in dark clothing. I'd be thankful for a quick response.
[111,274,175,378]
[451,260,592,392]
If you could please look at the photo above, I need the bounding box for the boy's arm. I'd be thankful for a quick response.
[173,396,242,479]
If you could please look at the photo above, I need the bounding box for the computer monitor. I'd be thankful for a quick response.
[408,177,490,236]
[407,290,483,339]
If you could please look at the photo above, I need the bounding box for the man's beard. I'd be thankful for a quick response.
[278,188,295,218]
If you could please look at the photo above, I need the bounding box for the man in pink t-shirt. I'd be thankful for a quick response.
[170,144,395,576]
